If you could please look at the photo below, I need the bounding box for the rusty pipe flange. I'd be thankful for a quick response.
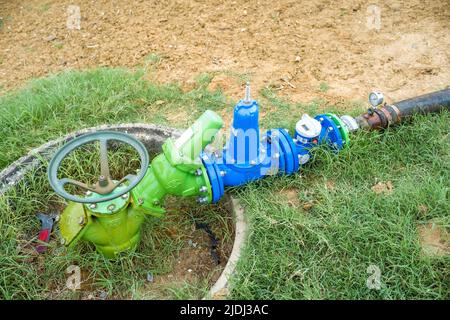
[356,104,401,130]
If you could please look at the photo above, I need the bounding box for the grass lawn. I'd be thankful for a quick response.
[0,68,448,299]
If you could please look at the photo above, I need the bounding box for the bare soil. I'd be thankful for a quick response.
[1,0,449,105]
[418,222,449,257]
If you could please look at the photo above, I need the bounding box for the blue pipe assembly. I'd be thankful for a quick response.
[45,83,448,257]
[200,83,356,203]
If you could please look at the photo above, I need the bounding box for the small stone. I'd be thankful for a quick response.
[295,55,301,62]
[44,34,57,42]
[188,239,198,248]
[187,269,193,273]
[99,291,107,299]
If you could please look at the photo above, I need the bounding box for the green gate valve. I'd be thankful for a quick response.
[131,110,223,216]
[48,131,151,257]
[59,188,145,258]
[48,111,223,258]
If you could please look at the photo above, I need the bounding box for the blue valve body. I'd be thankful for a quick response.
[202,100,345,203]
[226,99,260,165]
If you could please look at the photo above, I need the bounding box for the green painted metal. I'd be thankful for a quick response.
[131,110,223,215]
[325,113,350,147]
[59,187,143,258]
[81,206,144,258]
[59,201,87,246]
[84,184,129,215]
[130,155,213,216]
[57,110,223,258]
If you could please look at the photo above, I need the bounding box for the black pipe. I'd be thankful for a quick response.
[356,88,450,130]
[395,88,450,117]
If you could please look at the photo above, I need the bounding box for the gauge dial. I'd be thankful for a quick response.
[369,91,384,107]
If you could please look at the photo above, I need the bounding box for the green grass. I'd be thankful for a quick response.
[0,68,448,299]
[52,42,64,50]
[0,165,232,299]
[319,82,330,93]
[0,68,230,170]
[40,3,51,12]
[231,114,449,299]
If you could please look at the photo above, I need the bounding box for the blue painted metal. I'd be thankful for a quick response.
[201,152,223,203]
[225,99,260,165]
[314,114,344,150]
[276,128,299,174]
[201,87,347,204]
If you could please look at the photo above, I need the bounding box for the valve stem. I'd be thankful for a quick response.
[244,81,251,103]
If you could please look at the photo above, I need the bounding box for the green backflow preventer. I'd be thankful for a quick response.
[48,86,450,258]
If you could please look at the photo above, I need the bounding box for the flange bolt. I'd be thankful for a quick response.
[196,196,208,204]
[99,175,107,187]
[78,216,85,225]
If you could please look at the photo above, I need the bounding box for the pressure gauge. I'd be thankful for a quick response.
[369,91,384,107]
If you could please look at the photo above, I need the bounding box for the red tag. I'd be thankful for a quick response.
[38,229,50,242]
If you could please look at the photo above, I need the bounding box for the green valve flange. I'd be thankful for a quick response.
[84,183,130,215]
[325,113,350,147]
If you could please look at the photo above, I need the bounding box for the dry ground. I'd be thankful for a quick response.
[1,0,449,104]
